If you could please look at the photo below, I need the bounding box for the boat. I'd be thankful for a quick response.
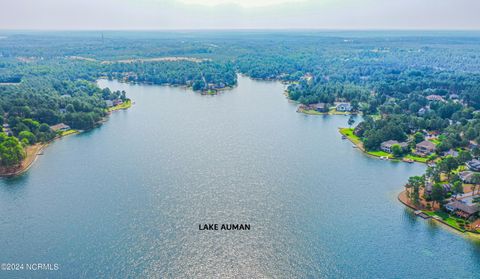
[380,156,388,160]
[342,135,347,140]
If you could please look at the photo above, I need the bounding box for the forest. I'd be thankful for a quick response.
[1,31,480,168]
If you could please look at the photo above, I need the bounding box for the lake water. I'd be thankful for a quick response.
[1,76,480,278]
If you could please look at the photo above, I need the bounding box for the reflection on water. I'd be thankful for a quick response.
[0,76,479,278]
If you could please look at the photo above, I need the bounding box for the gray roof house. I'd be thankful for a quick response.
[380,140,408,153]
[335,102,352,112]
[415,140,436,156]
[467,159,480,172]
[311,103,329,112]
[445,199,480,218]
[50,123,71,132]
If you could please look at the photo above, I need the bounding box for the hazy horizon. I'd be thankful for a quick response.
[1,0,479,30]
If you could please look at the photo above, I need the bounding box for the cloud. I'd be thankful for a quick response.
[0,0,479,30]
[177,0,308,8]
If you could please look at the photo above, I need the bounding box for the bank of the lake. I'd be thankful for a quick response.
[1,76,480,278]
[0,100,131,178]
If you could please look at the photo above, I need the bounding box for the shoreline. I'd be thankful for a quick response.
[338,127,428,163]
[336,125,480,237]
[0,102,131,178]
[297,107,358,116]
[0,143,49,177]
[397,190,480,237]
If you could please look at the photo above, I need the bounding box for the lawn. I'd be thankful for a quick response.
[367,150,393,158]
[301,109,324,115]
[339,128,362,146]
[404,154,429,163]
[60,129,78,137]
[424,210,466,232]
[108,99,132,112]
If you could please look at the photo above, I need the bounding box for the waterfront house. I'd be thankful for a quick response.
[415,140,436,156]
[50,123,71,133]
[311,103,329,113]
[380,140,408,153]
[113,99,123,106]
[467,159,480,172]
[105,100,113,107]
[445,198,480,219]
[335,102,352,112]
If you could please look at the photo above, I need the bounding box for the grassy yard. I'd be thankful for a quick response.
[339,128,429,163]
[404,154,429,163]
[367,150,393,158]
[339,128,362,146]
[424,210,467,232]
[60,129,78,137]
[108,99,132,112]
[301,109,324,115]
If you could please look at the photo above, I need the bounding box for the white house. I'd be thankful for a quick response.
[335,102,352,112]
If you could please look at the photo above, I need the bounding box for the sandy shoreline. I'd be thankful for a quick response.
[0,143,48,177]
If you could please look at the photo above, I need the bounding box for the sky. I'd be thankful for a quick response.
[1,0,479,30]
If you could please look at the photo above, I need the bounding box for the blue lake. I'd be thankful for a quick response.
[1,76,479,278]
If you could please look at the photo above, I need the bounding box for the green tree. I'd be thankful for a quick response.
[347,115,355,128]
[18,131,36,145]
[431,183,445,208]
[413,132,425,144]
[391,144,403,158]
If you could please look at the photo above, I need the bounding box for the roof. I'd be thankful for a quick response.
[381,140,398,147]
[381,140,408,148]
[447,201,479,215]
[416,140,435,149]
[50,123,70,131]
[459,171,474,182]
[312,103,327,109]
[467,159,480,171]
[426,95,444,101]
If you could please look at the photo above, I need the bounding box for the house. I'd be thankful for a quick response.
[311,103,329,113]
[445,197,480,219]
[380,140,408,153]
[449,94,459,100]
[105,100,113,107]
[50,123,71,133]
[113,99,123,106]
[415,140,436,156]
[459,171,475,184]
[418,107,428,116]
[335,102,352,112]
[443,149,459,157]
[426,94,445,102]
[467,159,480,172]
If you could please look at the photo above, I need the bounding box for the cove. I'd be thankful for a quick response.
[1,76,480,278]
